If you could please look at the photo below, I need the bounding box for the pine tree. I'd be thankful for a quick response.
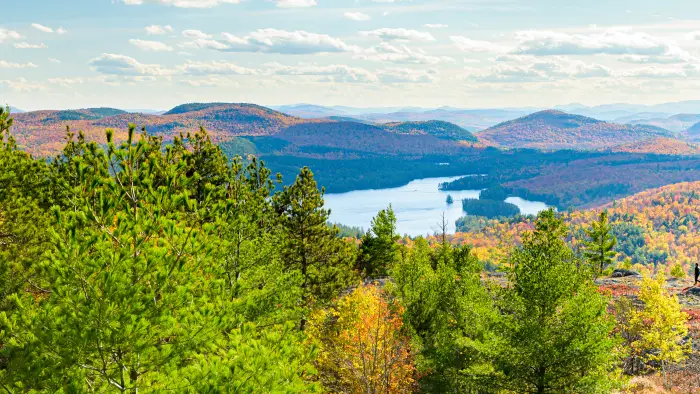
[483,209,618,393]
[392,237,494,392]
[357,205,400,278]
[583,211,617,277]
[274,167,358,329]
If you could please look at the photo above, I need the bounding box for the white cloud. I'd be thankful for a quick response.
[514,29,670,56]
[621,67,687,79]
[180,38,230,50]
[360,28,435,42]
[0,28,21,42]
[122,0,240,8]
[31,23,66,34]
[0,78,46,92]
[359,42,453,64]
[450,36,509,53]
[146,25,174,35]
[49,57,61,64]
[267,62,378,83]
[130,39,174,52]
[31,23,53,33]
[48,77,84,87]
[345,12,371,21]
[687,31,700,41]
[89,53,173,76]
[378,68,438,84]
[276,0,317,7]
[621,64,700,79]
[467,55,613,82]
[178,60,256,75]
[0,60,38,69]
[179,76,239,87]
[424,24,448,29]
[182,29,212,39]
[210,29,360,54]
[14,42,48,49]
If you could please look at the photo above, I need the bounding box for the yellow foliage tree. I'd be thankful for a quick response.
[628,273,691,387]
[308,285,415,394]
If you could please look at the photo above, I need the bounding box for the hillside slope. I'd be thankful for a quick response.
[606,136,700,155]
[478,110,672,150]
[381,120,477,141]
[686,121,700,142]
[9,103,474,157]
[626,113,700,133]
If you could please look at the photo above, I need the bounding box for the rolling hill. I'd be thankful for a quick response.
[606,136,700,155]
[9,103,475,157]
[624,114,700,133]
[477,110,673,150]
[686,121,700,142]
[380,120,477,141]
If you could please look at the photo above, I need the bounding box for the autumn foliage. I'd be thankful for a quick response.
[308,285,415,394]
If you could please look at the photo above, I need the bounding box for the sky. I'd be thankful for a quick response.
[1,0,699,111]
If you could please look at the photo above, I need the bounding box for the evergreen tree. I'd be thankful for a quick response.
[357,205,400,278]
[274,167,358,329]
[482,209,618,393]
[583,211,617,277]
[392,238,494,392]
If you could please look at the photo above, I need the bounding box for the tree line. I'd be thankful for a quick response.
[0,107,692,393]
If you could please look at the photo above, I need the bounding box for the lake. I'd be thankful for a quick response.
[324,176,548,236]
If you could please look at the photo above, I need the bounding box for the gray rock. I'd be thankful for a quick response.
[611,268,642,278]
[686,286,700,296]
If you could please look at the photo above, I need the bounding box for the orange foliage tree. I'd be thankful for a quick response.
[308,285,415,393]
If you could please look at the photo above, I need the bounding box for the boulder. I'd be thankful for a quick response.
[611,268,642,278]
[686,286,700,296]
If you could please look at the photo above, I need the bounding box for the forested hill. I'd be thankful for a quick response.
[379,120,477,141]
[447,181,700,275]
[10,103,475,157]
[477,109,673,150]
[686,121,700,141]
[605,136,700,155]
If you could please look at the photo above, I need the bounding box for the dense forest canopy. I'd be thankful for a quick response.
[0,107,697,392]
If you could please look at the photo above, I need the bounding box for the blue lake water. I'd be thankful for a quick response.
[324,176,548,237]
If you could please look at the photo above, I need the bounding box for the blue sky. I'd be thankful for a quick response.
[1,0,699,110]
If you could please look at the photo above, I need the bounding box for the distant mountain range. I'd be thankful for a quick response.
[9,102,700,157]
[10,103,477,157]
[476,110,673,150]
[619,114,700,133]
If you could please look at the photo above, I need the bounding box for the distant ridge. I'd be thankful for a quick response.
[477,109,673,150]
[381,120,477,142]
[606,136,700,155]
[10,102,474,157]
[686,121,700,141]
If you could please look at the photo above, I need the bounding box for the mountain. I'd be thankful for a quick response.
[623,114,700,133]
[380,120,477,142]
[606,136,700,155]
[356,109,529,131]
[686,121,700,142]
[8,106,24,114]
[273,104,347,118]
[10,103,474,157]
[477,110,673,150]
